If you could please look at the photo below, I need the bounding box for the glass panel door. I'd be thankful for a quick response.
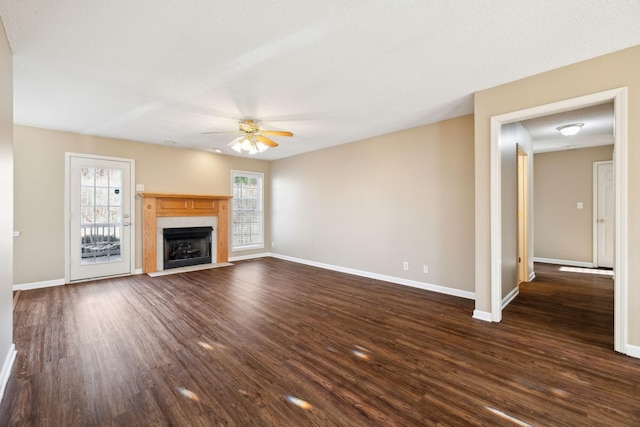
[69,155,132,281]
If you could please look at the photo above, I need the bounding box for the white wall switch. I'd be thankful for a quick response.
[577,202,583,209]
[423,265,429,274]
[136,184,145,192]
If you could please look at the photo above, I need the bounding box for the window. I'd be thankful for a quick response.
[231,171,264,250]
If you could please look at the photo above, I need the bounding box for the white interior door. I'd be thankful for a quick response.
[594,161,614,268]
[68,155,133,281]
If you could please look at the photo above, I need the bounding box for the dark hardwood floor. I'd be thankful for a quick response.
[1,259,639,426]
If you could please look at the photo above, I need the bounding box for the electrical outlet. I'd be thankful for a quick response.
[403,261,409,271]
[423,265,429,274]
[271,242,275,248]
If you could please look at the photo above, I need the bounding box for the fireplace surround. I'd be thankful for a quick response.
[156,216,217,271]
[141,193,232,273]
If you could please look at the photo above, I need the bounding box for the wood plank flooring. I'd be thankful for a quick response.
[1,259,639,426]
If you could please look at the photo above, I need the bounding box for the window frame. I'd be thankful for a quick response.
[230,170,265,251]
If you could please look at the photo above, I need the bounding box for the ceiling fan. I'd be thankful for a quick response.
[202,118,293,154]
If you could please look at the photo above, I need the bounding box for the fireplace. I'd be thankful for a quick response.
[163,226,212,270]
[142,193,230,273]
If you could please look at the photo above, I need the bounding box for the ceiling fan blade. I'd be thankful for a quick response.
[260,130,293,137]
[201,130,238,135]
[257,135,279,147]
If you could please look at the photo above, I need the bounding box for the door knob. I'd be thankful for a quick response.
[123,222,130,226]
[599,219,605,223]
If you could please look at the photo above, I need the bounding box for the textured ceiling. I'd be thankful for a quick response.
[0,1,639,160]
[521,103,614,153]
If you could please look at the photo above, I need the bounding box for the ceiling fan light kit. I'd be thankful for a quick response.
[205,118,293,155]
[228,135,269,155]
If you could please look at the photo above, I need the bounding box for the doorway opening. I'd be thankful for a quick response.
[489,88,628,354]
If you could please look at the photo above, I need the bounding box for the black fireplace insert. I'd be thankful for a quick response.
[163,226,212,269]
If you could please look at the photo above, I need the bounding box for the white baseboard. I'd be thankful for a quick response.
[0,343,16,403]
[229,252,271,262]
[501,286,519,309]
[270,254,475,300]
[625,344,640,359]
[472,310,492,322]
[134,268,144,275]
[528,272,536,282]
[533,257,593,268]
[13,278,65,291]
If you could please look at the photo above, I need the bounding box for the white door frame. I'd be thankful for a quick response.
[489,87,628,354]
[593,160,614,268]
[64,153,136,283]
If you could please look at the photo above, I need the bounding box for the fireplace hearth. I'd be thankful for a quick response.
[163,226,212,270]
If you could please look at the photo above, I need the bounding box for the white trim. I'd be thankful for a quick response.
[501,286,519,310]
[625,344,640,359]
[64,153,136,283]
[528,272,536,282]
[533,257,594,268]
[134,268,144,275]
[13,278,65,291]
[229,252,271,262]
[0,343,16,403]
[472,310,492,322]
[613,88,628,355]
[489,87,628,355]
[271,254,475,300]
[64,154,70,282]
[232,244,265,252]
[490,116,503,322]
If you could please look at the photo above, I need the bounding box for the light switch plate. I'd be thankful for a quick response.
[136,184,145,192]
[577,202,583,209]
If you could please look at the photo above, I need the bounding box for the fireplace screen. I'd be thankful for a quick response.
[163,227,212,269]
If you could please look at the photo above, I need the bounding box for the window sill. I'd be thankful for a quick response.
[232,244,265,252]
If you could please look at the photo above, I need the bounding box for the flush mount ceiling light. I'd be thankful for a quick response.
[556,123,584,136]
[201,118,293,155]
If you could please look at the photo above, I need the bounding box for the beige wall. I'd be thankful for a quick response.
[0,17,14,367]
[13,126,270,284]
[534,145,613,263]
[271,115,475,293]
[474,45,640,345]
[500,122,533,299]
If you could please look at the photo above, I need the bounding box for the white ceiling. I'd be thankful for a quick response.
[0,1,639,160]
[521,102,614,153]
